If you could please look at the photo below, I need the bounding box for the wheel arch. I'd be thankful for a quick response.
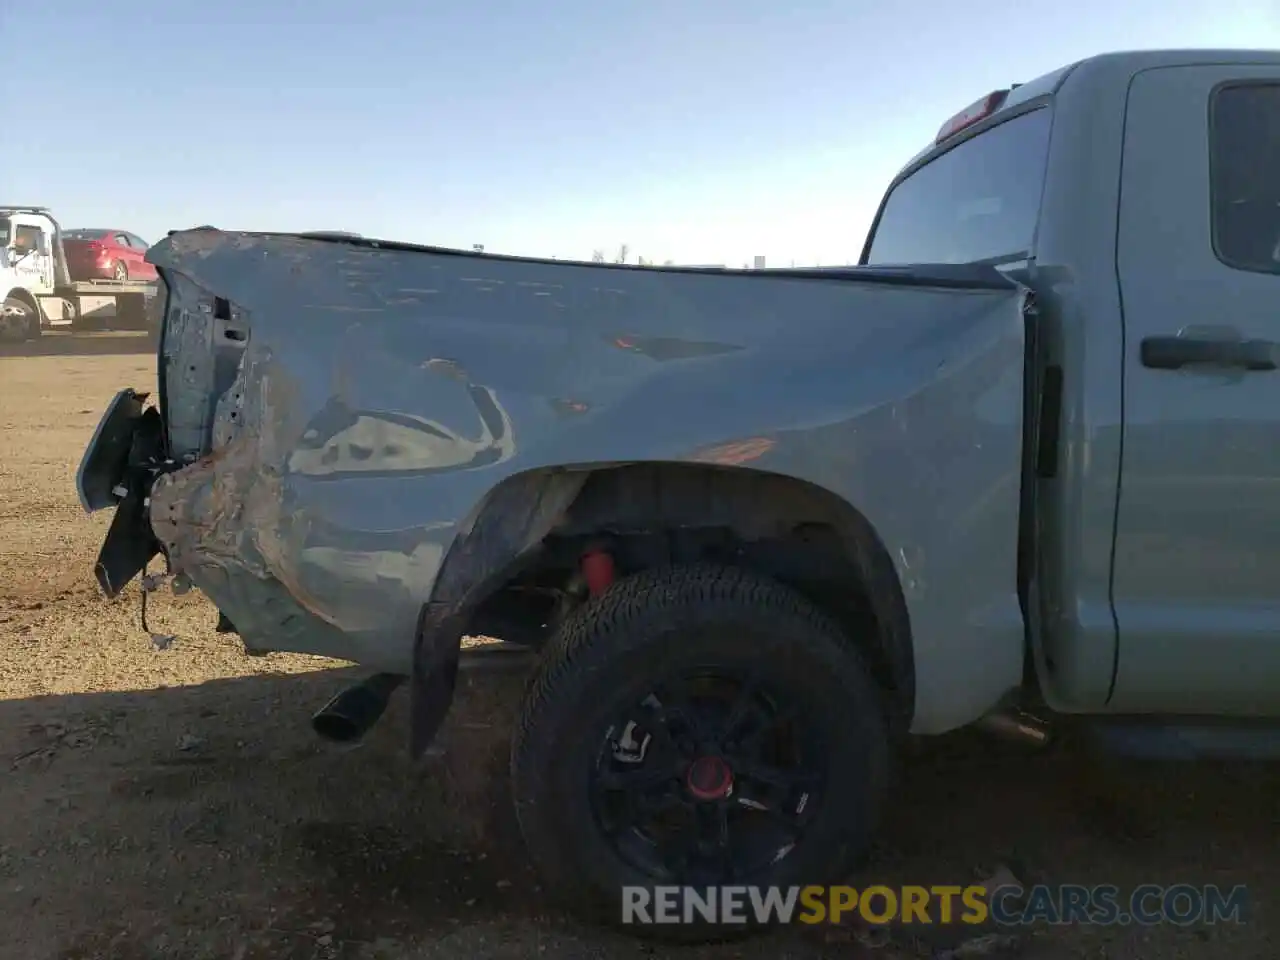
[414,460,916,749]
[4,286,40,316]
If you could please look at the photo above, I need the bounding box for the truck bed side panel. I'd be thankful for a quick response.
[147,233,1029,734]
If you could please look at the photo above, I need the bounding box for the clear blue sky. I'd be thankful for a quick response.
[8,1,1278,265]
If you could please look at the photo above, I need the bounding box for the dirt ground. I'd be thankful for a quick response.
[0,333,1275,960]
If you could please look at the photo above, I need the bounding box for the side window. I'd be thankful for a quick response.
[14,225,44,254]
[1210,83,1280,274]
[129,233,150,250]
[114,232,132,248]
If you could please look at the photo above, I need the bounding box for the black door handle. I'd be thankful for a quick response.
[1140,336,1278,371]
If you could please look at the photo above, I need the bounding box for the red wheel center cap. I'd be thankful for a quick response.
[686,756,733,800]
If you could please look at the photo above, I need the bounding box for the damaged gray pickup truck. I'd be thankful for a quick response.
[77,48,1280,938]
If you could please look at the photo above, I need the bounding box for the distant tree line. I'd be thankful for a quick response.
[591,244,674,266]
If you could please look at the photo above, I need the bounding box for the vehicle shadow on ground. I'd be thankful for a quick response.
[0,331,153,358]
[2,666,1276,960]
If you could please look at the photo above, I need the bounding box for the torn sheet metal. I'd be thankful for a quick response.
[145,231,1028,733]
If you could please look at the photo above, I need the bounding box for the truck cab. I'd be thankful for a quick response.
[2,210,58,290]
[859,49,1280,730]
[1,208,60,337]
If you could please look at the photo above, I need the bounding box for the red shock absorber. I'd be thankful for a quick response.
[581,547,616,597]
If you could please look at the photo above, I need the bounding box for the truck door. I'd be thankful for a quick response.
[1111,65,1280,715]
[34,226,55,292]
[12,220,54,295]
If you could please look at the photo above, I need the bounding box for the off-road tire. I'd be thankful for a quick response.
[510,562,891,942]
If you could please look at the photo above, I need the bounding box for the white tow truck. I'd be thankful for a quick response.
[1,205,157,341]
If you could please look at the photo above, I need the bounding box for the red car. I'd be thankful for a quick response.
[61,228,158,282]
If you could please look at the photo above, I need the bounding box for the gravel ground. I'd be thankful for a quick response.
[0,332,1275,959]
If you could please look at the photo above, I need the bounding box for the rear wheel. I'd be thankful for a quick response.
[511,563,890,941]
[113,261,128,281]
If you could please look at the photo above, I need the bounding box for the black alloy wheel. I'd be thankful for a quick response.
[511,563,891,942]
[590,666,825,886]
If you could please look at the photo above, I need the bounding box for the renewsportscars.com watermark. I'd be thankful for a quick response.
[621,883,1250,927]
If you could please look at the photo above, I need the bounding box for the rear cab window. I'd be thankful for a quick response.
[863,106,1054,266]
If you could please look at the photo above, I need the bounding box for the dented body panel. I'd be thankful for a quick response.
[133,230,1029,736]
